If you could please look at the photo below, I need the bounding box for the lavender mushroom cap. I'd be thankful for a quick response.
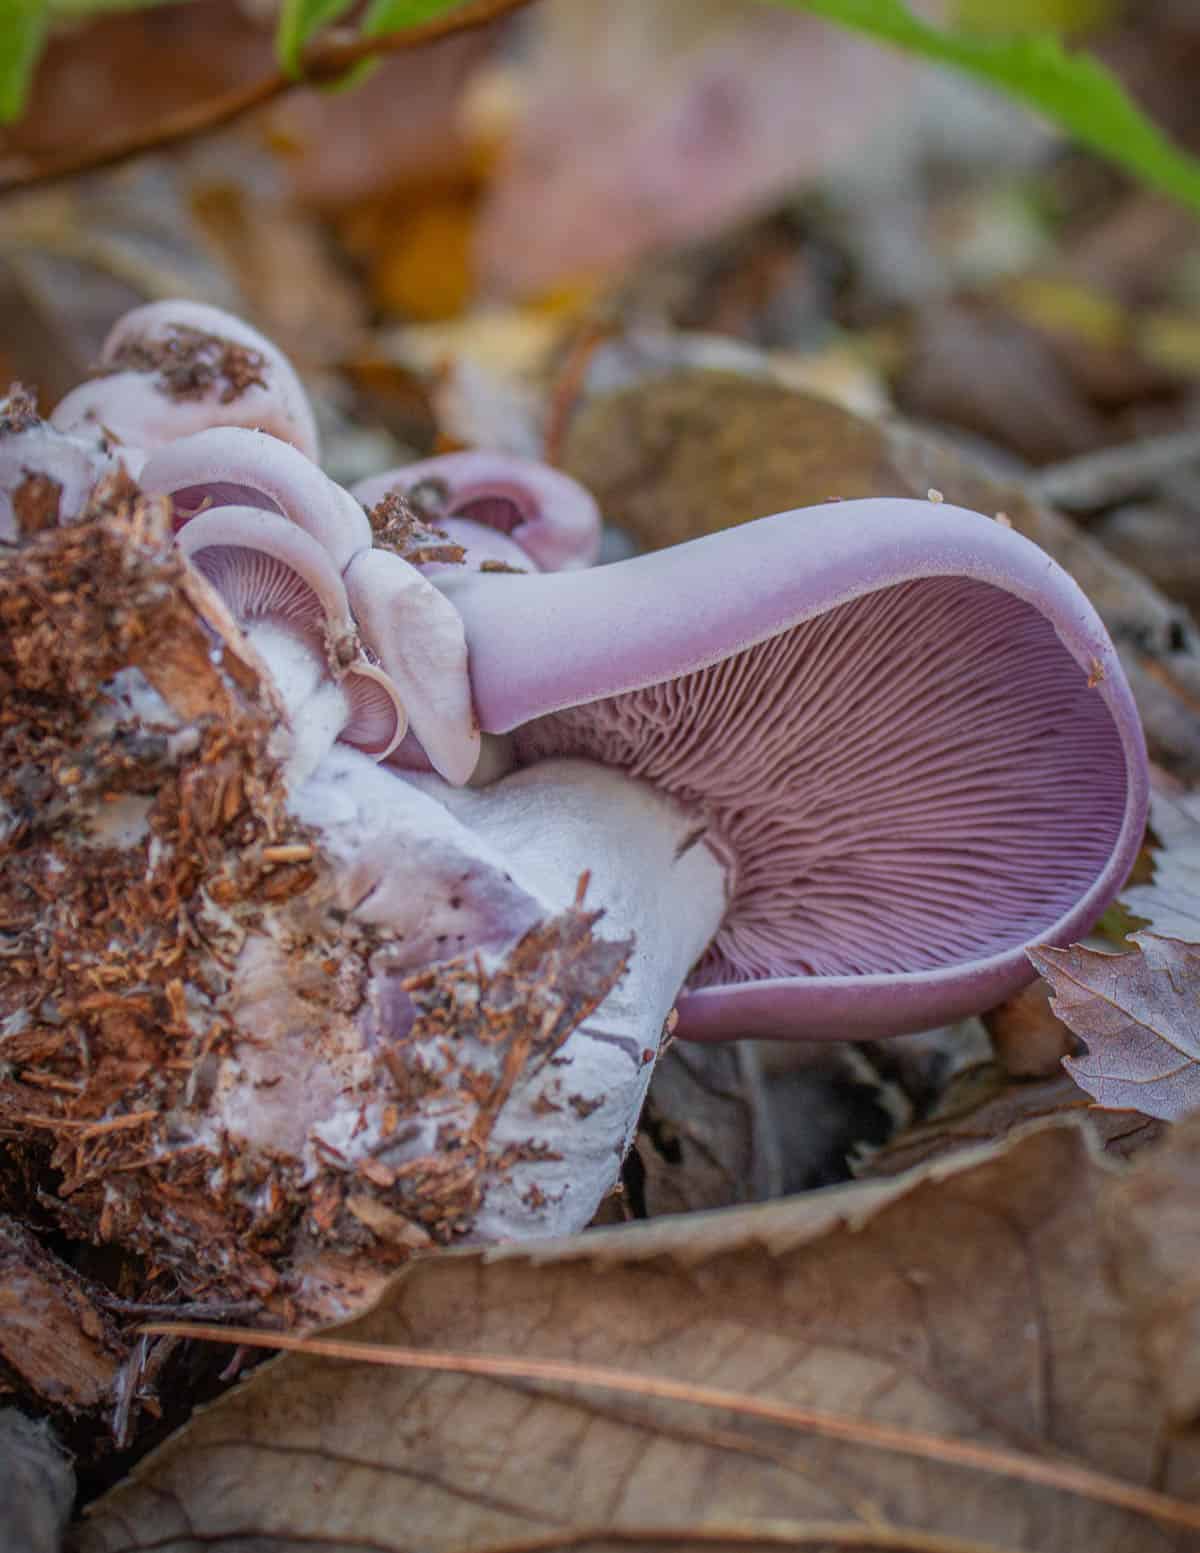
[140,426,371,572]
[440,497,1149,1042]
[177,506,406,767]
[353,450,602,573]
[144,427,479,786]
[50,301,320,464]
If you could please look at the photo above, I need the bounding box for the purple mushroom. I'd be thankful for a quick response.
[353,450,602,574]
[50,301,320,471]
[0,300,1156,1252]
[426,496,1148,1045]
[140,425,369,566]
[177,506,405,780]
[142,426,481,786]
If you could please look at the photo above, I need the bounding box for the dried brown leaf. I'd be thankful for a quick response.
[80,1120,1200,1551]
[1106,1111,1200,1429]
[863,1071,1165,1181]
[1030,935,1200,1120]
[633,1041,758,1216]
[983,982,1078,1080]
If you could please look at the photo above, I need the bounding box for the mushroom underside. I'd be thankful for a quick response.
[184,523,403,763]
[446,485,530,535]
[166,481,282,524]
[513,574,1129,987]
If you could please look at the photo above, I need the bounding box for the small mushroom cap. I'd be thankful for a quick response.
[343,546,480,785]
[444,497,1149,1041]
[178,506,405,761]
[140,426,371,572]
[353,450,601,572]
[51,300,319,462]
[177,505,354,633]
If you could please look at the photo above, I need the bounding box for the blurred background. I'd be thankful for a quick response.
[3,1,1200,516]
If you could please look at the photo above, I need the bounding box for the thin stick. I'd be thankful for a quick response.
[0,0,535,198]
[143,1322,1200,1535]
[453,1521,1035,1553]
[1029,429,1200,511]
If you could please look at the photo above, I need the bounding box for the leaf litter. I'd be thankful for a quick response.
[1032,792,1200,1122]
[81,1118,1200,1551]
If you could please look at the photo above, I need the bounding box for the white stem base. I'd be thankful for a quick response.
[248,619,350,787]
[407,758,728,1239]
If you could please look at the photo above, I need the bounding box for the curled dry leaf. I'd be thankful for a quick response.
[1031,790,1200,1122]
[1030,936,1200,1121]
[863,1071,1166,1181]
[80,1119,1200,1551]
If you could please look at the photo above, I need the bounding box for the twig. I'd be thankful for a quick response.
[460,1523,1035,1553]
[0,0,535,199]
[145,1322,1200,1535]
[1029,429,1200,511]
[543,317,615,466]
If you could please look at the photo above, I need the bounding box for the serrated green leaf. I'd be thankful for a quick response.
[767,0,1200,213]
[276,0,357,77]
[361,0,465,39]
[0,0,49,122]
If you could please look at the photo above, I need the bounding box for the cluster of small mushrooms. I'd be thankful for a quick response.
[0,301,1148,1308]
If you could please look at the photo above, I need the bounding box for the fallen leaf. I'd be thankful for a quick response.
[983,980,1079,1079]
[863,1070,1165,1180]
[1030,935,1200,1120]
[633,1040,758,1216]
[79,1119,1200,1550]
[1121,790,1200,940]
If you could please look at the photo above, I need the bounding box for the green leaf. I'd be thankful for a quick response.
[0,0,49,122]
[276,0,357,77]
[952,0,1117,32]
[48,0,190,15]
[361,0,465,39]
[766,0,1200,213]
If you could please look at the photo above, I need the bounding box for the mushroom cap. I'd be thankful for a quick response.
[442,497,1149,1041]
[344,546,480,785]
[178,506,405,761]
[140,426,371,573]
[353,450,602,572]
[50,300,320,462]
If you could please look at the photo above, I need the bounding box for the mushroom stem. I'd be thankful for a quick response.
[245,618,351,785]
[411,756,729,1053]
